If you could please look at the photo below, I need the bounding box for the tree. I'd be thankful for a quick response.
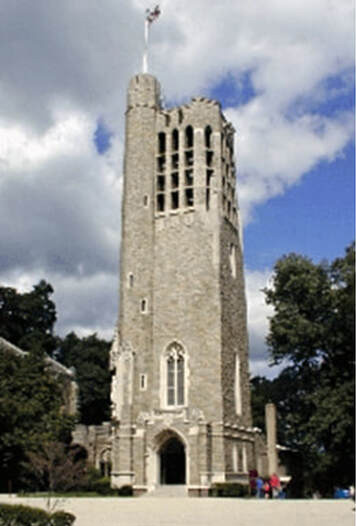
[0,347,74,491]
[0,280,57,356]
[262,243,355,495]
[25,442,87,497]
[57,333,111,425]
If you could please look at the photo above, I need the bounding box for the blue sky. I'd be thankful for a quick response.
[94,72,355,271]
[244,140,355,270]
[207,71,355,270]
[92,63,355,377]
[0,0,354,377]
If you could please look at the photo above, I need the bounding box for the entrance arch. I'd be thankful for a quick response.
[159,435,186,485]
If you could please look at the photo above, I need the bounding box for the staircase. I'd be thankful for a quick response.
[145,485,188,498]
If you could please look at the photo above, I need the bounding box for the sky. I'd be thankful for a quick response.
[0,0,354,378]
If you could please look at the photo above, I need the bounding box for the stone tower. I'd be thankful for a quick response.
[110,73,259,495]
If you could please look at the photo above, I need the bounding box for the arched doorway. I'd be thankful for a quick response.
[159,436,186,484]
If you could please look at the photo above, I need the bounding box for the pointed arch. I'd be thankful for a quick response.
[205,125,212,148]
[185,125,194,148]
[172,128,179,151]
[160,341,188,408]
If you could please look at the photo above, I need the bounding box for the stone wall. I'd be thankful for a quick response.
[110,74,269,492]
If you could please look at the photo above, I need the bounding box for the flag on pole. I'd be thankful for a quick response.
[146,5,161,24]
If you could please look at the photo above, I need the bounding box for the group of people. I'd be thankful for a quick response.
[250,471,286,499]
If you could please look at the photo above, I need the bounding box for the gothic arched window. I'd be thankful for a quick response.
[172,128,179,151]
[158,132,166,154]
[165,342,186,406]
[205,125,212,149]
[185,125,194,148]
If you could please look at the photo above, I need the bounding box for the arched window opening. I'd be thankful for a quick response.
[185,125,194,148]
[172,129,179,151]
[205,125,212,149]
[141,298,148,313]
[206,150,214,167]
[165,343,186,406]
[158,132,166,154]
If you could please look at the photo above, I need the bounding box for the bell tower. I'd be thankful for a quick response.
[110,73,259,495]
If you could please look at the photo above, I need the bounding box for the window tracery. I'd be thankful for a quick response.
[164,342,186,406]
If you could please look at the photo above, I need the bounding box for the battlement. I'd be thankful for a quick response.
[127,73,161,110]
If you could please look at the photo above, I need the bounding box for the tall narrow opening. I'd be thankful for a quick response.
[158,132,166,154]
[159,436,186,485]
[172,128,179,151]
[185,125,194,148]
[205,125,212,148]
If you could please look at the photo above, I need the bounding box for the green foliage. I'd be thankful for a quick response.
[57,333,111,425]
[0,348,74,491]
[0,279,113,491]
[82,466,103,490]
[24,442,87,493]
[209,483,249,497]
[89,476,113,495]
[0,279,111,426]
[117,485,133,497]
[0,503,75,526]
[0,280,57,356]
[73,468,132,496]
[51,510,76,526]
[250,376,280,434]
[260,243,355,495]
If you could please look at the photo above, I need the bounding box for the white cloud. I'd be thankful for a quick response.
[1,268,117,341]
[0,109,122,278]
[229,105,354,222]
[245,269,274,355]
[0,0,353,370]
[0,111,93,172]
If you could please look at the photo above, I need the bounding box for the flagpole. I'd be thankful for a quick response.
[143,18,149,73]
[143,6,160,73]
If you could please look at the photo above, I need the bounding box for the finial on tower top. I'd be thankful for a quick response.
[143,5,161,74]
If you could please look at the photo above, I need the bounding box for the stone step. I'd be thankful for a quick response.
[145,485,188,498]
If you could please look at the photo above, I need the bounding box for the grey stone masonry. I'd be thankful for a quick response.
[110,73,262,494]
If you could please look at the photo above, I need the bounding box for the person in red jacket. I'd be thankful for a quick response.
[270,473,281,498]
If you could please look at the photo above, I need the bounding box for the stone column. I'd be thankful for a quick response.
[265,402,277,475]
[210,422,226,483]
[188,425,200,485]
[198,422,209,485]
